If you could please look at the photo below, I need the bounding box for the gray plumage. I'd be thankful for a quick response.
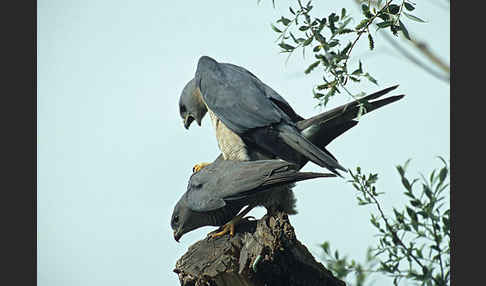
[179,55,346,175]
[171,157,335,242]
[179,63,404,215]
[179,56,405,172]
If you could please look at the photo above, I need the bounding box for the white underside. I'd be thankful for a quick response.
[207,109,250,161]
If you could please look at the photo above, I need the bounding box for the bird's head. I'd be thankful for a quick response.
[179,78,208,130]
[170,198,203,242]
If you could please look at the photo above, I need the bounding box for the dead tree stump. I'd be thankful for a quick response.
[173,212,346,286]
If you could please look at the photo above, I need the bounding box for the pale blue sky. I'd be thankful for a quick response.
[37,1,449,285]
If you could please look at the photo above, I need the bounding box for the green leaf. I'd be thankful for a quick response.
[406,206,418,221]
[315,33,326,44]
[378,12,390,21]
[280,17,291,26]
[305,60,320,74]
[299,25,309,31]
[358,198,370,205]
[361,4,370,15]
[442,216,450,230]
[337,28,354,35]
[422,266,429,276]
[341,42,352,56]
[410,199,422,208]
[303,37,313,46]
[306,1,313,11]
[324,87,337,105]
[328,13,338,34]
[403,12,426,23]
[415,248,423,258]
[352,61,363,75]
[376,21,393,29]
[321,54,330,66]
[341,8,346,20]
[316,81,336,90]
[418,210,428,218]
[368,33,374,50]
[404,2,415,11]
[321,241,330,254]
[271,23,282,33]
[328,40,339,48]
[423,184,433,199]
[319,17,327,27]
[388,4,400,15]
[399,20,411,40]
[279,42,295,51]
[289,32,299,44]
[355,19,369,30]
[340,18,352,29]
[429,169,437,185]
[396,165,404,177]
[364,73,378,85]
[439,166,448,184]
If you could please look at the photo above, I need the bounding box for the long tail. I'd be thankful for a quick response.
[225,161,336,200]
[261,171,336,187]
[297,85,403,131]
[298,85,405,154]
[278,124,347,176]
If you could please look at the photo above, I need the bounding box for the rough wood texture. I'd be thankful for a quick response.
[174,212,346,286]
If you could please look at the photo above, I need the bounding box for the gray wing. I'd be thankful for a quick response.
[194,56,292,134]
[220,159,334,201]
[184,183,227,212]
[184,159,333,212]
[184,159,290,212]
[224,63,304,123]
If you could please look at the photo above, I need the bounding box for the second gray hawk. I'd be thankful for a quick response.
[171,157,335,242]
[179,55,346,175]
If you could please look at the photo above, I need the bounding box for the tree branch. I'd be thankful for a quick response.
[380,31,450,83]
[174,212,346,286]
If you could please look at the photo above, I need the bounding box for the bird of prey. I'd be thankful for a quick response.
[171,157,335,242]
[179,56,347,175]
[176,56,404,238]
[179,57,404,172]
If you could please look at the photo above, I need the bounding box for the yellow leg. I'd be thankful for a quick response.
[193,162,210,173]
[209,220,237,238]
[208,205,255,239]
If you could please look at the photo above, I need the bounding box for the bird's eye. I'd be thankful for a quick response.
[173,215,179,224]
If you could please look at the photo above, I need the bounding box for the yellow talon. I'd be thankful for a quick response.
[209,223,235,239]
[192,162,210,173]
[207,206,254,239]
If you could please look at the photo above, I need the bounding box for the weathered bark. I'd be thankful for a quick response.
[174,212,346,286]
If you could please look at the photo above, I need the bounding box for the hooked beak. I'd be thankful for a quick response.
[173,230,181,242]
[184,115,194,130]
